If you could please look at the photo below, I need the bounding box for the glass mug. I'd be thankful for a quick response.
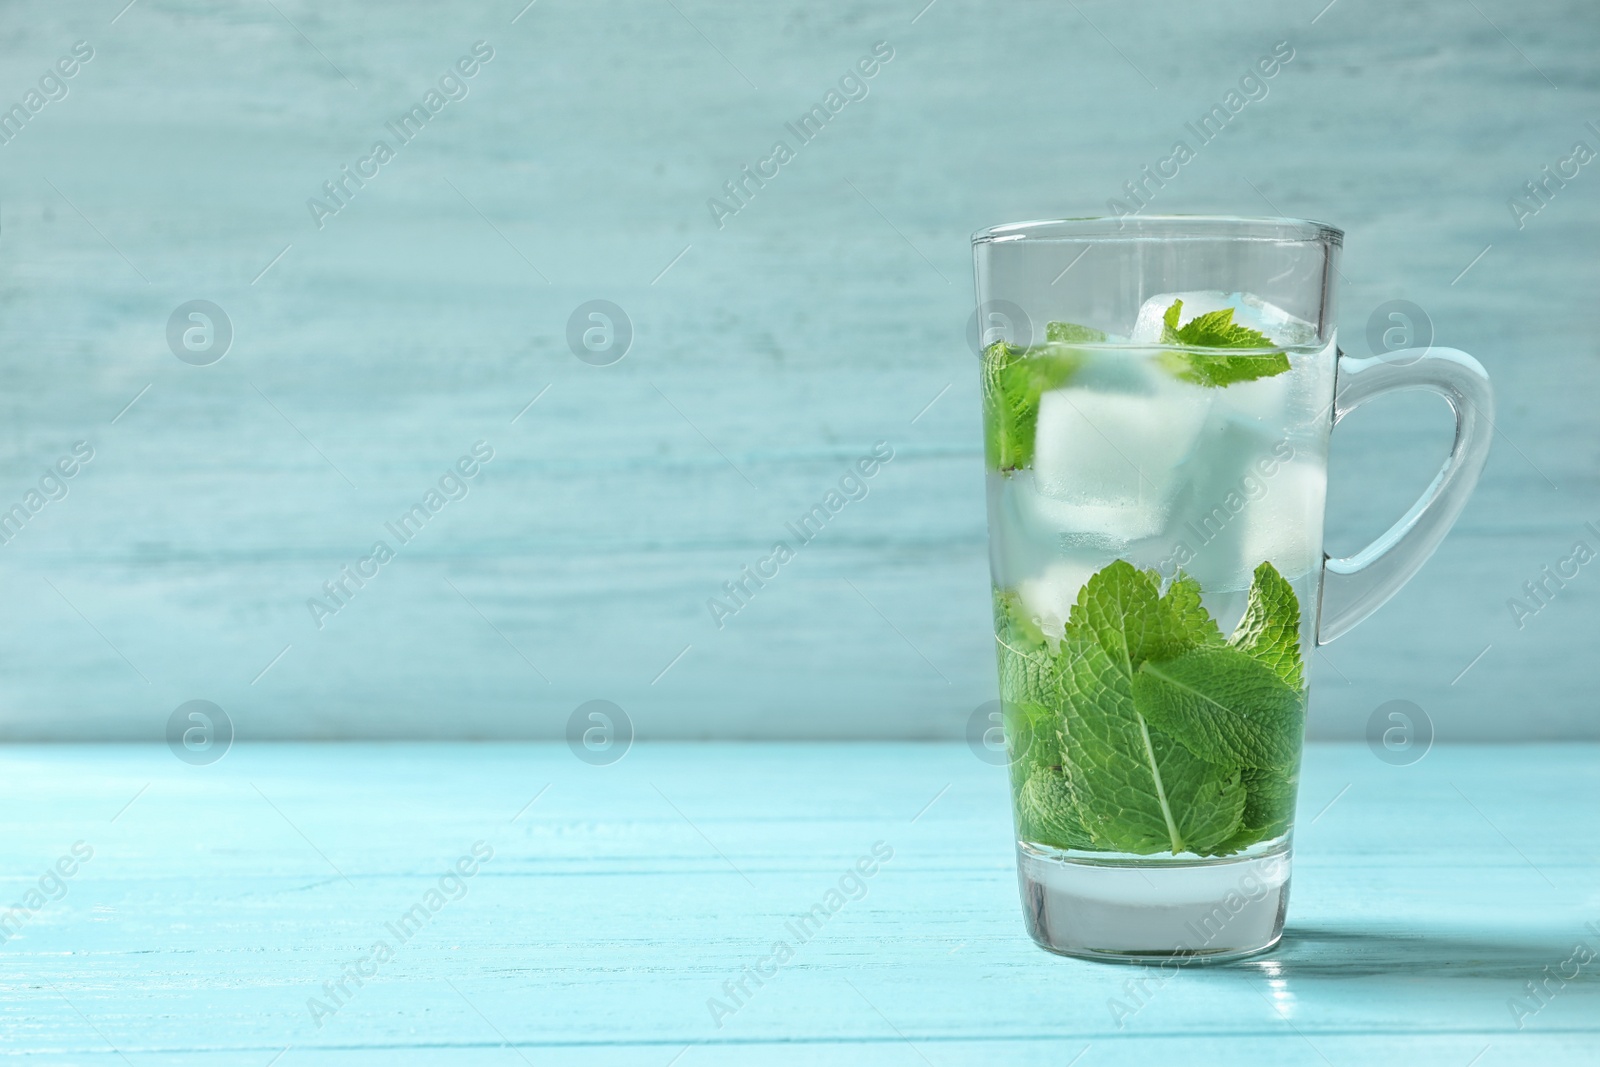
[971,216,1492,961]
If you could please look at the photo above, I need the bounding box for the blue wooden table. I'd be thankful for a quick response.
[3,742,1596,1064]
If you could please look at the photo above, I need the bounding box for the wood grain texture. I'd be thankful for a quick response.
[1,742,1596,1063]
[0,1,1594,737]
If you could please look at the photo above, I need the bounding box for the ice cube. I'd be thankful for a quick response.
[1001,468,1154,547]
[988,471,1059,588]
[1016,560,1103,644]
[1218,367,1294,426]
[992,472,1129,586]
[1029,378,1211,540]
[1234,460,1327,581]
[1131,291,1319,348]
[1170,455,1327,594]
[1158,419,1286,591]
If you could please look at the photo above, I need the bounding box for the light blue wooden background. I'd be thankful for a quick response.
[6,742,1598,1061]
[0,0,1594,739]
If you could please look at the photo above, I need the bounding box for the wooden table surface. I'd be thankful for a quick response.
[2,742,1596,1064]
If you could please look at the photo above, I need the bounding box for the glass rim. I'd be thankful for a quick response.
[972,214,1343,247]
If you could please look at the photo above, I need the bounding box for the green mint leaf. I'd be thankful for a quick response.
[1159,573,1225,650]
[1000,560,1306,857]
[1161,298,1184,340]
[1168,302,1275,349]
[1160,346,1290,387]
[980,342,1023,470]
[1229,561,1305,690]
[980,335,1090,471]
[1220,765,1298,852]
[1067,561,1219,670]
[1057,636,1245,855]
[994,590,1064,775]
[1008,700,1062,775]
[1067,559,1165,668]
[1131,645,1305,771]
[1055,565,1245,855]
[994,590,1060,710]
[1044,321,1108,344]
[1157,298,1290,388]
[1015,767,1096,850]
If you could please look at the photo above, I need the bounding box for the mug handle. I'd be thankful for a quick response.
[1317,346,1494,644]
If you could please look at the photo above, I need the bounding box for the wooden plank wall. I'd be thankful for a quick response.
[0,0,1593,738]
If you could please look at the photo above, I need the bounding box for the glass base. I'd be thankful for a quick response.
[1016,839,1292,963]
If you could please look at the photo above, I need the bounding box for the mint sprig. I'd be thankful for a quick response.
[1158,299,1291,388]
[980,320,1105,471]
[1000,560,1306,856]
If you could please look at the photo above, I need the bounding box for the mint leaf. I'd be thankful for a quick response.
[1230,562,1305,689]
[981,330,1095,471]
[1068,561,1218,670]
[1009,700,1062,775]
[1231,765,1298,848]
[1162,299,1184,339]
[1216,765,1298,853]
[994,592,1073,834]
[994,590,1060,711]
[1162,352,1290,388]
[1055,566,1246,854]
[1000,559,1307,857]
[994,590,1063,774]
[1131,646,1305,771]
[1159,573,1224,651]
[1068,559,1166,668]
[1015,767,1096,850]
[1162,300,1275,349]
[1045,321,1107,344]
[1057,636,1245,855]
[1158,298,1290,388]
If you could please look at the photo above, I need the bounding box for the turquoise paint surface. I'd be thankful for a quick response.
[2,742,1596,1060]
[0,2,1594,738]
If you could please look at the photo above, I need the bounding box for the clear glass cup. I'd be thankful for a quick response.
[971,216,1493,962]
